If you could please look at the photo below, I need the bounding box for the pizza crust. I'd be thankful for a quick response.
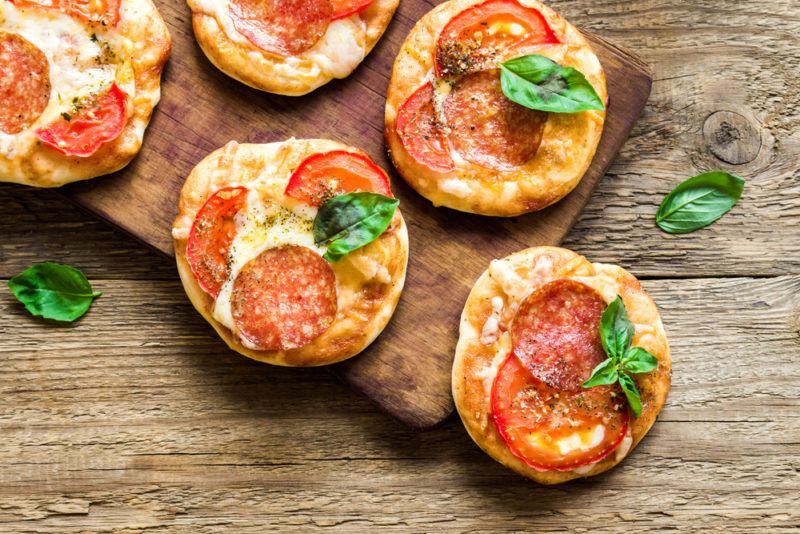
[0,0,171,187]
[453,246,671,484]
[173,139,409,366]
[385,0,606,216]
[188,0,398,96]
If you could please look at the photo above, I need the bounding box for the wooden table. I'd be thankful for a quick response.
[1,0,798,531]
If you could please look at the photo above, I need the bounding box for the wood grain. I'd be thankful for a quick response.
[1,277,797,531]
[59,4,652,429]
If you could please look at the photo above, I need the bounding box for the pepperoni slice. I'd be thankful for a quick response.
[330,0,371,20]
[35,83,127,157]
[12,0,121,26]
[0,32,50,135]
[492,354,629,471]
[228,0,333,57]
[510,279,607,392]
[435,0,558,77]
[443,69,545,171]
[284,150,393,207]
[231,245,337,351]
[186,187,249,299]
[396,82,455,173]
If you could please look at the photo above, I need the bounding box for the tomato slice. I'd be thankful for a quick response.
[330,0,371,20]
[435,0,559,77]
[35,83,126,158]
[395,82,455,173]
[10,0,121,26]
[284,150,393,207]
[492,354,629,471]
[186,187,249,299]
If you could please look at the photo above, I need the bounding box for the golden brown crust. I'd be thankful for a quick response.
[0,0,171,187]
[172,139,409,367]
[452,246,671,484]
[384,0,606,216]
[188,0,398,96]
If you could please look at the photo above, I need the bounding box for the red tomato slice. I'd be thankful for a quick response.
[35,83,126,157]
[11,0,121,26]
[330,0,371,20]
[284,150,393,207]
[492,354,629,471]
[435,0,559,77]
[395,82,455,173]
[186,187,249,299]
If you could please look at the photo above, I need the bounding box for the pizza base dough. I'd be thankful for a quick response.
[385,0,606,217]
[0,0,171,187]
[189,0,398,96]
[453,246,671,484]
[173,139,409,366]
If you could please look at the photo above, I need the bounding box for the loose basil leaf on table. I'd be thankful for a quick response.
[499,54,605,113]
[313,192,399,263]
[656,171,745,234]
[583,296,659,418]
[8,262,101,322]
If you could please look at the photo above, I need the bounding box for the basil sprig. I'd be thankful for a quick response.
[656,172,745,234]
[313,192,399,262]
[583,297,658,418]
[499,54,605,113]
[8,262,101,322]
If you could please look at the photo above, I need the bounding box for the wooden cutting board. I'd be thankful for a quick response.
[62,0,652,430]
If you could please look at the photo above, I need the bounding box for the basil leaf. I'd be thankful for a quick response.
[582,358,619,388]
[600,296,634,360]
[499,54,605,113]
[656,172,745,234]
[313,192,399,263]
[618,373,643,418]
[8,262,101,322]
[622,346,659,374]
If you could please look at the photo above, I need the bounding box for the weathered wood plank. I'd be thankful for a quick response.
[1,276,797,531]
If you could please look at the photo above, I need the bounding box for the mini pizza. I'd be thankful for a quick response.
[385,0,607,216]
[172,139,408,366]
[453,247,671,484]
[0,0,171,187]
[187,0,398,96]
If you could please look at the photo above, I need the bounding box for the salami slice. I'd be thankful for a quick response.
[231,245,337,351]
[510,279,607,392]
[0,32,50,135]
[228,0,333,57]
[492,353,629,471]
[443,69,546,171]
[396,82,455,173]
[186,187,249,299]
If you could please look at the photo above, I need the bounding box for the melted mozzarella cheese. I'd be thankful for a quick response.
[212,189,325,340]
[488,255,553,310]
[480,296,504,345]
[0,2,130,153]
[189,0,365,79]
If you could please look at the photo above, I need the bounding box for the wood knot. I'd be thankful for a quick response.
[702,110,761,165]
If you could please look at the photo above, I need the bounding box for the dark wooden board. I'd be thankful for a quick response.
[62,0,652,430]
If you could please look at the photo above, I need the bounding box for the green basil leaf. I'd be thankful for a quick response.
[313,192,399,263]
[499,54,605,113]
[600,296,635,361]
[7,262,101,322]
[618,372,643,418]
[622,346,659,374]
[582,358,619,388]
[656,171,745,234]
